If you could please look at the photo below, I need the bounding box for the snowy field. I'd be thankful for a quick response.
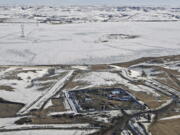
[0,21,180,65]
[0,129,97,135]
[0,6,180,23]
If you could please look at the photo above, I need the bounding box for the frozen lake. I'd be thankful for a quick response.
[0,21,180,65]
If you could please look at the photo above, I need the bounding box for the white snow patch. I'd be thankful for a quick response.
[71,66,88,70]
[160,115,180,121]
[0,129,97,135]
[43,99,53,110]
[75,72,124,86]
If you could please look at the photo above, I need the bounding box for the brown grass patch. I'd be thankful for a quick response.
[64,81,88,89]
[0,102,24,117]
[44,98,66,112]
[156,78,180,92]
[130,91,170,109]
[17,115,90,125]
[149,118,180,135]
[90,64,109,70]
[115,55,180,67]
[31,116,77,124]
[0,85,14,91]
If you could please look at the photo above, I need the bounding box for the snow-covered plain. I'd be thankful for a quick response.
[0,6,180,23]
[0,67,49,104]
[74,70,160,96]
[0,67,70,108]
[0,6,180,65]
[0,21,180,65]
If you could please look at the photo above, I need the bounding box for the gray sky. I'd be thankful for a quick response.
[0,0,180,6]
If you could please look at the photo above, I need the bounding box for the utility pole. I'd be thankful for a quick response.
[20,23,25,38]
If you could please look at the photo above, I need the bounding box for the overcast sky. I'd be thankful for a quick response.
[0,0,180,6]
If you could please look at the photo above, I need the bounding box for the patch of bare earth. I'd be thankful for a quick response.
[0,85,14,91]
[44,98,67,112]
[115,55,180,67]
[157,103,180,119]
[154,67,180,91]
[64,81,88,89]
[0,99,24,117]
[129,91,170,109]
[30,116,87,124]
[90,64,109,70]
[29,98,67,117]
[63,70,89,90]
[15,114,92,125]
[149,118,180,135]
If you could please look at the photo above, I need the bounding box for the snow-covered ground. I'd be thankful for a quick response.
[0,6,180,23]
[0,67,49,104]
[0,67,69,109]
[160,115,180,121]
[75,72,125,86]
[74,71,160,96]
[0,129,97,135]
[18,70,74,115]
[0,21,180,65]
